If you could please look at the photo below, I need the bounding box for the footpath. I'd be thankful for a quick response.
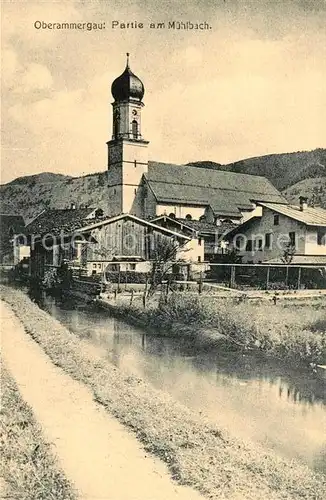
[1,300,205,500]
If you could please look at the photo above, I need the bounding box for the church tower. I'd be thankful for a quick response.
[107,54,149,215]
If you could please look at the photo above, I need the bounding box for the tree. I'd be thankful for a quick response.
[148,238,187,295]
[281,243,296,264]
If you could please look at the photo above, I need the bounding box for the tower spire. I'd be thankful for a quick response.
[126,52,130,69]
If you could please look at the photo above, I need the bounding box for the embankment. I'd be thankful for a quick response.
[97,292,326,366]
[1,284,325,500]
[0,362,77,500]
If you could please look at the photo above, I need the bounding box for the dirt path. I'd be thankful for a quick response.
[1,301,205,500]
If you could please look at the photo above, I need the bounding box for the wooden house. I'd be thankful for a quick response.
[25,209,190,278]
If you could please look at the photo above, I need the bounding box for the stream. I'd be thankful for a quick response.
[37,293,326,474]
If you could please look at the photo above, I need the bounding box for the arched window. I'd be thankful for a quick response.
[132,119,138,139]
[185,214,192,220]
[113,109,120,139]
[169,213,176,219]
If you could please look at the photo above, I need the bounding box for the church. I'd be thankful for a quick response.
[106,54,287,227]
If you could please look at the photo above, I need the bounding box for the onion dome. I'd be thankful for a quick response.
[111,53,144,102]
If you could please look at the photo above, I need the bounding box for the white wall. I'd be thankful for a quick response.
[156,204,206,219]
[305,227,326,256]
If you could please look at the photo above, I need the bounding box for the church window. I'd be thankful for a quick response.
[113,110,120,139]
[132,119,138,138]
[169,213,176,219]
[185,214,192,220]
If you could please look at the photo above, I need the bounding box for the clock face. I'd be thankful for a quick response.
[132,109,137,116]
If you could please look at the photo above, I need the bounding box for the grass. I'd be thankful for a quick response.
[0,361,77,500]
[1,284,325,500]
[101,292,326,365]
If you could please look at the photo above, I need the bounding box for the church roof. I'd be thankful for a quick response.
[111,54,144,102]
[145,162,287,216]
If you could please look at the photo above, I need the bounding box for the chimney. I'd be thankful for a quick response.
[70,203,76,210]
[299,196,308,211]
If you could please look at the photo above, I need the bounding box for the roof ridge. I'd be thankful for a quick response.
[149,160,278,181]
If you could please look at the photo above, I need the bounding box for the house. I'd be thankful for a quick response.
[106,55,288,225]
[225,197,326,264]
[25,209,190,278]
[151,214,236,262]
[0,214,28,266]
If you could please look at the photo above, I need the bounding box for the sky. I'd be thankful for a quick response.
[1,0,326,184]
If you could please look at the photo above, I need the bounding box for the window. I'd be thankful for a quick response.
[317,229,326,246]
[132,120,138,138]
[198,238,202,246]
[273,214,280,226]
[256,239,263,251]
[134,188,137,195]
[93,264,97,268]
[129,263,136,270]
[246,240,253,251]
[169,213,176,219]
[289,232,296,247]
[185,214,192,220]
[94,208,104,218]
[265,233,272,249]
[198,256,201,262]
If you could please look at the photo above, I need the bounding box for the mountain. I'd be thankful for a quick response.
[6,172,72,186]
[188,148,326,191]
[0,171,109,223]
[282,177,326,207]
[1,148,325,222]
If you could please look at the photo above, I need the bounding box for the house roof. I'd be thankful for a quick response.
[145,162,287,215]
[25,210,191,243]
[151,215,238,239]
[78,213,191,241]
[25,208,99,236]
[223,216,261,240]
[259,202,326,227]
[0,214,25,238]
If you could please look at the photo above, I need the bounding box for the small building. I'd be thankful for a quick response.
[25,209,190,279]
[226,197,326,264]
[0,213,28,266]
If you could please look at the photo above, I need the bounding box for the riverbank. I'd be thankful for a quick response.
[97,291,326,365]
[0,363,77,500]
[1,284,325,499]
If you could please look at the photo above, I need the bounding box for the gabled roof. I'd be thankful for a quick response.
[145,161,287,215]
[25,208,99,236]
[259,202,326,227]
[223,216,261,240]
[78,213,191,241]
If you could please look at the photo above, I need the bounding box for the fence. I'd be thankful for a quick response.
[205,263,326,290]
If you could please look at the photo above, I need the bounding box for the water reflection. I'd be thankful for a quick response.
[38,293,326,474]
